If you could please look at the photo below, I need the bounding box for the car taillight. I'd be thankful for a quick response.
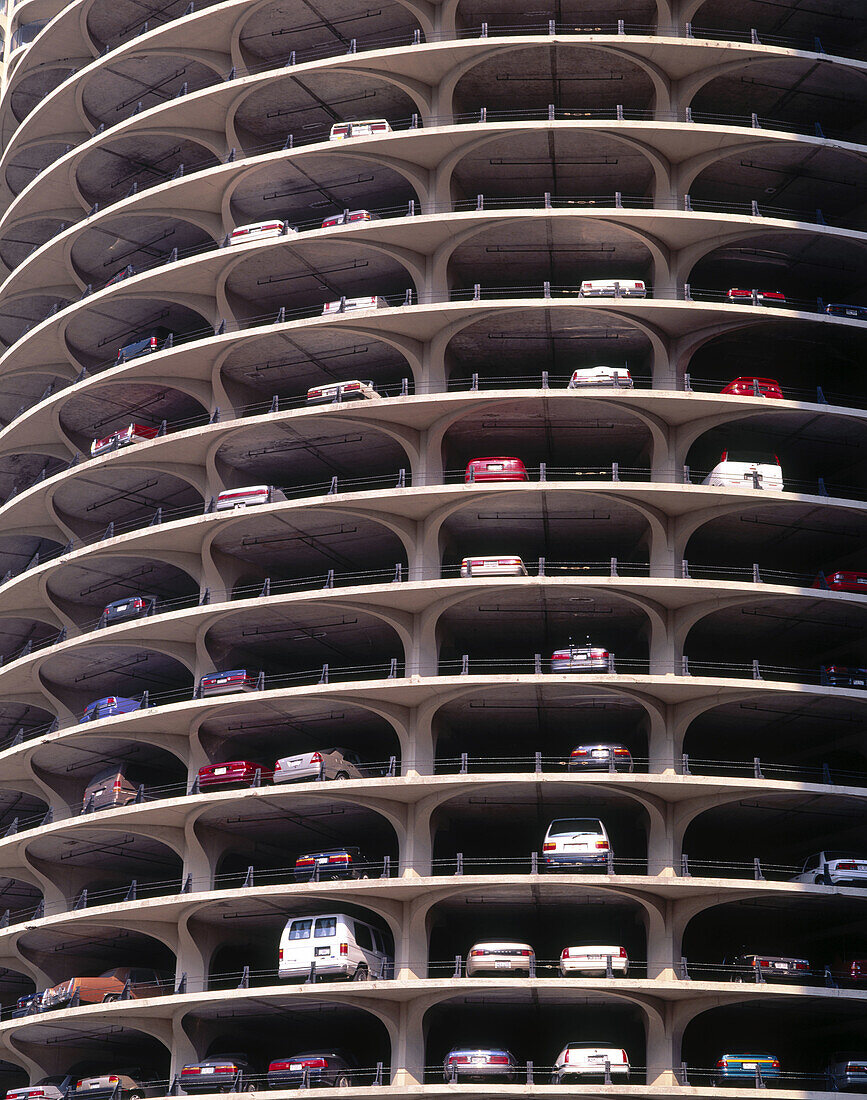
[308,389,322,397]
[552,654,570,661]
[113,779,123,790]
[716,1061,726,1070]
[571,750,588,756]
[619,948,628,957]
[795,962,809,970]
[488,1056,509,1065]
[345,383,360,391]
[837,862,858,870]
[518,949,532,956]
[108,1079,118,1086]
[279,948,283,960]
[299,1060,327,1069]
[213,1065,235,1074]
[759,960,770,968]
[498,558,519,565]
[596,840,609,849]
[232,228,250,236]
[132,598,144,609]
[181,1068,200,1076]
[448,1056,468,1065]
[76,1084,84,1091]
[340,942,348,956]
[329,854,350,864]
[771,1062,780,1069]
[311,752,322,764]
[296,857,315,867]
[614,748,630,756]
[543,842,555,851]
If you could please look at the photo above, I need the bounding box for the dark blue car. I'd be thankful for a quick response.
[79,696,141,723]
[825,303,867,321]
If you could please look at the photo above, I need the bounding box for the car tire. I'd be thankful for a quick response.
[815,876,825,885]
[353,965,369,981]
[335,1076,351,1088]
[128,1091,144,1099]
[334,772,349,781]
[551,1075,561,1085]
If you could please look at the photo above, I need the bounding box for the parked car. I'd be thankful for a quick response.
[179,1055,257,1092]
[306,380,380,404]
[278,913,391,981]
[104,266,134,287]
[215,485,286,510]
[465,941,534,976]
[443,1049,519,1083]
[230,221,292,244]
[550,643,611,673]
[200,669,260,696]
[329,120,391,140]
[726,952,810,982]
[568,743,632,771]
[80,696,141,723]
[826,1052,867,1091]
[294,847,372,882]
[559,945,628,977]
[465,457,529,482]
[568,366,633,388]
[792,851,867,886]
[831,958,867,987]
[322,210,379,227]
[91,423,159,457]
[9,991,43,1017]
[41,967,167,1010]
[825,304,867,321]
[267,1051,356,1089]
[5,1076,71,1100]
[322,296,389,314]
[552,1046,629,1083]
[821,667,867,689]
[460,556,527,577]
[721,377,783,399]
[579,279,646,298]
[726,288,786,305]
[542,817,611,870]
[116,333,170,363]
[814,571,867,593]
[715,1054,780,1085]
[273,748,365,784]
[702,450,783,491]
[81,765,141,813]
[196,760,273,789]
[102,595,156,625]
[71,1072,159,1100]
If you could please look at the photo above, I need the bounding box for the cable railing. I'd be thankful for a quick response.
[0,846,848,941]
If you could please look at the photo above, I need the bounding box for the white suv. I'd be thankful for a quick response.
[552,1046,629,1083]
[702,450,783,491]
[542,818,611,870]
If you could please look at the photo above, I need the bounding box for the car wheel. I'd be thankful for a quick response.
[128,1092,144,1099]
[353,965,369,981]
[551,1075,561,1085]
[334,772,349,781]
[102,993,121,1002]
[335,1076,351,1088]
[815,876,825,885]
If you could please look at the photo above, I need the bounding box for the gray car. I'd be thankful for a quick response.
[826,1053,867,1091]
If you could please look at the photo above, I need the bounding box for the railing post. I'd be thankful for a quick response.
[752,562,761,582]
[753,757,762,779]
[535,751,542,773]
[454,955,462,977]
[539,461,546,481]
[455,852,463,874]
[681,753,690,775]
[460,752,468,774]
[610,557,618,576]
[753,857,764,880]
[531,851,538,874]
[681,853,690,876]
[534,653,542,674]
[752,659,762,679]
[461,653,469,675]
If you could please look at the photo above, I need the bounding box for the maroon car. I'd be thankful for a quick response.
[197,761,274,790]
[465,457,529,483]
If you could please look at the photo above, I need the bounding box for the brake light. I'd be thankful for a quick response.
[232,228,250,236]
[311,752,322,764]
[488,1056,509,1065]
[213,1066,235,1074]
[619,948,627,957]
[759,960,770,968]
[113,779,123,791]
[340,942,348,956]
[517,949,531,956]
[795,962,809,970]
[470,950,484,956]
[614,748,630,756]
[345,383,360,391]
[596,840,609,849]
[279,948,283,960]
[571,750,588,756]
[328,854,350,864]
[837,862,858,870]
[298,1060,327,1069]
[498,558,519,565]
[296,857,315,867]
[543,842,555,851]
[552,654,570,661]
[771,1062,780,1069]
[448,1056,469,1065]
[180,1069,200,1076]
[716,1061,726,1070]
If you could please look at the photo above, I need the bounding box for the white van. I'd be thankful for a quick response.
[702,450,783,491]
[278,913,392,981]
[579,279,646,298]
[329,120,391,141]
[215,485,287,510]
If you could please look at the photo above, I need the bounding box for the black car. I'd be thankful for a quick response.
[567,743,633,772]
[821,666,867,689]
[10,992,42,1017]
[179,1055,257,1093]
[267,1051,356,1088]
[294,847,372,881]
[825,303,867,321]
[102,596,156,625]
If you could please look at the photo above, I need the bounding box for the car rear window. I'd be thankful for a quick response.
[288,919,313,940]
[548,818,602,835]
[314,917,336,938]
[723,451,780,465]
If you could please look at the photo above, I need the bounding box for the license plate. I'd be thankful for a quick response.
[495,960,511,968]
[743,1064,757,1070]
[317,857,328,864]
[213,767,227,775]
[289,1065,301,1072]
[566,843,588,850]
[471,1057,486,1065]
[487,464,503,471]
[591,750,608,758]
[773,962,788,969]
[116,605,128,612]
[315,946,330,956]
[199,1068,214,1075]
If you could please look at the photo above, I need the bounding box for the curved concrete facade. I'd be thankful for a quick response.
[0,0,864,1094]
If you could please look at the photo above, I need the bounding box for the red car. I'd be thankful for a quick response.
[465,457,529,483]
[197,761,274,789]
[813,571,867,593]
[836,959,867,986]
[721,377,783,399]
[90,423,159,457]
[726,288,786,305]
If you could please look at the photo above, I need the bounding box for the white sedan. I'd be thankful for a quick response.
[792,851,867,887]
[552,1046,629,1083]
[568,366,633,389]
[559,945,628,977]
[466,941,534,976]
[550,644,611,672]
[460,556,527,577]
[702,450,783,491]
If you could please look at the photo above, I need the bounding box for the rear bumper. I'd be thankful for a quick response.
[274,766,321,784]
[544,854,608,869]
[279,961,352,980]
